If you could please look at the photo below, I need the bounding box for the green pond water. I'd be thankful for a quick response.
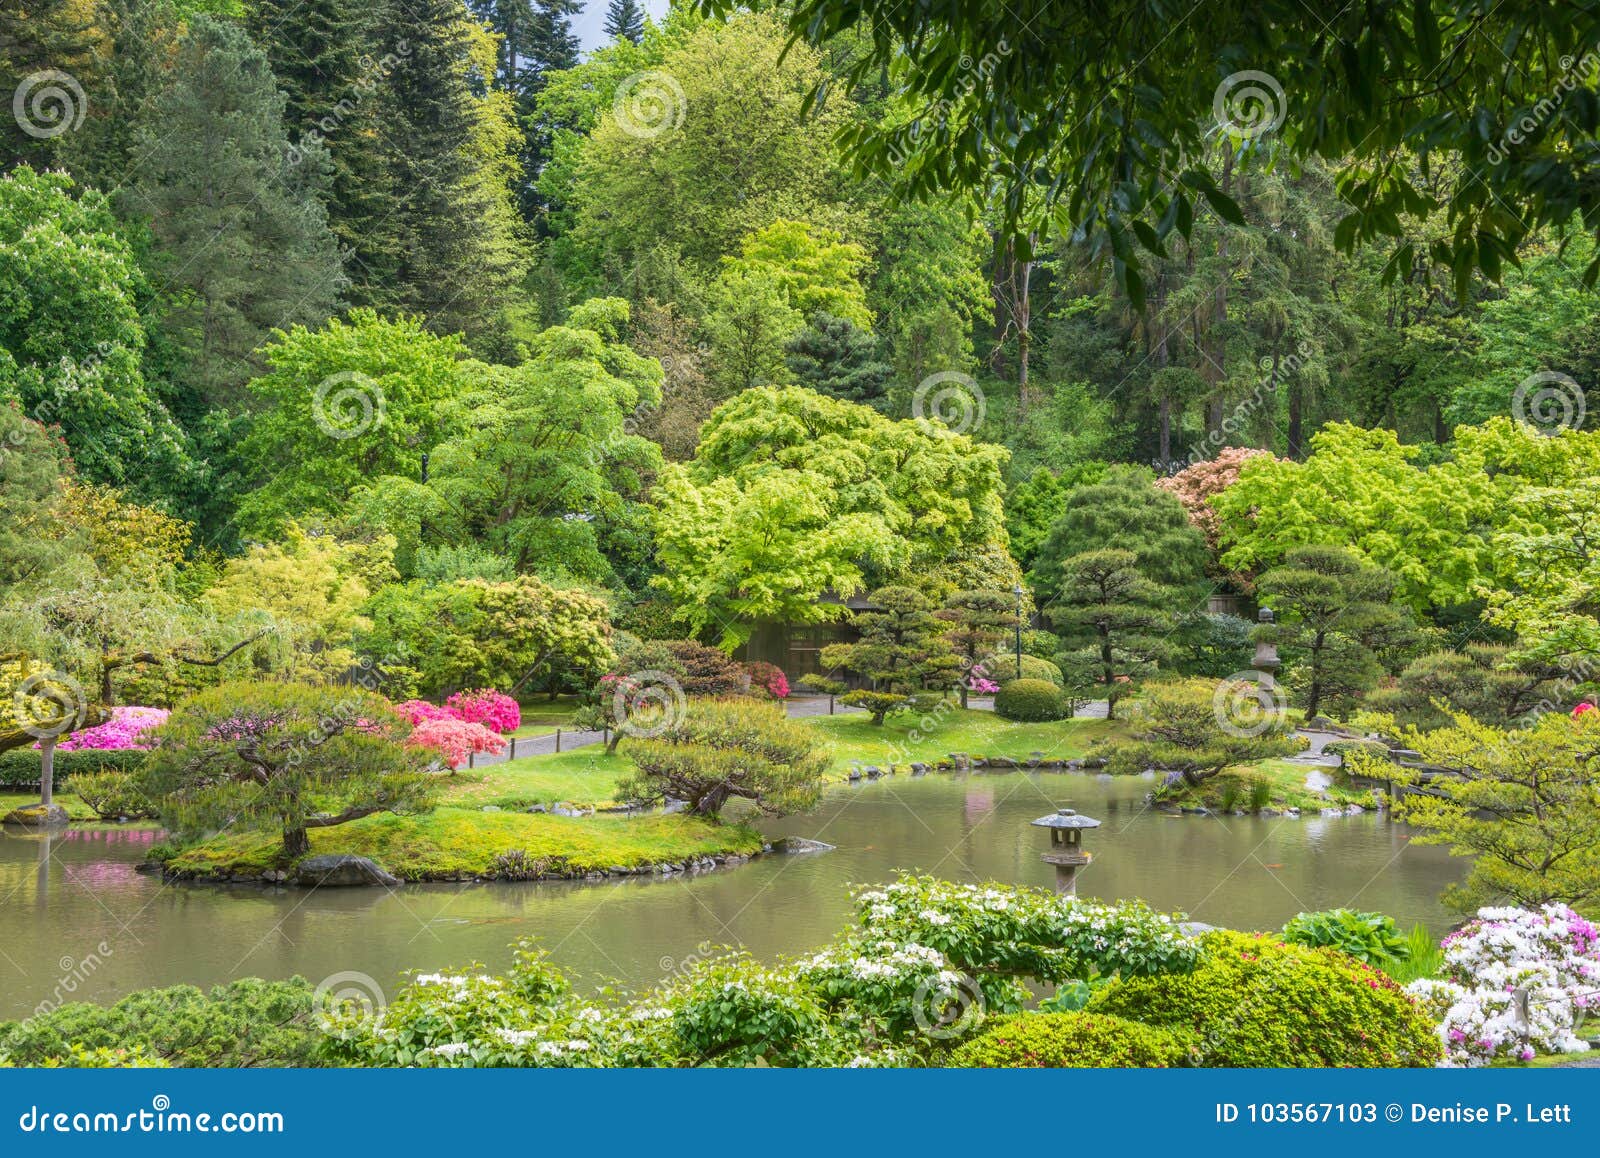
[0,771,1463,1020]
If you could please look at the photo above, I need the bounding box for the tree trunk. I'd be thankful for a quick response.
[283,826,310,859]
[1101,632,1116,719]
[39,737,55,807]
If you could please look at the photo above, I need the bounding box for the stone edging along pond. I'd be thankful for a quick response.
[149,836,838,889]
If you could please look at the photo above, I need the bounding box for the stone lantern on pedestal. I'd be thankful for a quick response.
[1252,606,1280,685]
[1031,808,1100,895]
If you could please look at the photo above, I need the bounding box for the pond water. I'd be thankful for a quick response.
[0,771,1464,1020]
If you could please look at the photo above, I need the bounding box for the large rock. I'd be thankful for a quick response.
[771,836,835,855]
[3,803,70,828]
[292,853,400,888]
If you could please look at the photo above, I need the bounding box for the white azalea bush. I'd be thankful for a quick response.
[321,875,1201,1068]
[1405,904,1600,1067]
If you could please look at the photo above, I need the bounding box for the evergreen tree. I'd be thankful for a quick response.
[784,312,892,410]
[343,0,526,342]
[604,0,645,44]
[935,589,1020,708]
[245,0,370,129]
[1050,549,1176,719]
[128,15,344,411]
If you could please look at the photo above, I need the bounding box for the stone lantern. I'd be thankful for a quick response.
[1031,807,1100,895]
[1252,606,1280,685]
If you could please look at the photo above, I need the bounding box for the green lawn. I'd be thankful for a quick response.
[510,697,583,737]
[441,748,630,810]
[163,806,762,880]
[805,708,1126,772]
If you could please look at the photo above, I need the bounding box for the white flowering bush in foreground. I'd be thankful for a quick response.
[321,874,1201,1068]
[1406,904,1599,1067]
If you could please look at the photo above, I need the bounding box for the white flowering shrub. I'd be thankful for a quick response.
[1405,905,1599,1067]
[323,876,1204,1068]
[847,876,1202,984]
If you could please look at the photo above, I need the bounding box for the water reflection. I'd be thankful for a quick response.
[0,772,1464,1019]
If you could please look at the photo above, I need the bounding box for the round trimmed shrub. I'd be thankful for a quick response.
[993,678,1068,722]
[1088,930,1441,1067]
[950,1012,1184,1068]
[983,653,1064,687]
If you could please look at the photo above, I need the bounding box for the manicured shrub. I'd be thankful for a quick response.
[664,640,748,696]
[983,653,1064,686]
[0,748,147,787]
[1089,930,1441,1067]
[993,678,1068,722]
[69,771,156,820]
[0,978,322,1068]
[950,1012,1185,1068]
[838,688,909,724]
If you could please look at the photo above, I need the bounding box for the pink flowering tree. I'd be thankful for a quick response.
[406,718,508,771]
[1154,447,1277,552]
[444,689,521,733]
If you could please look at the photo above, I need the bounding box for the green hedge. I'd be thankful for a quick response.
[983,653,1064,687]
[950,1012,1185,1068]
[1088,930,1441,1067]
[993,678,1068,722]
[0,748,147,787]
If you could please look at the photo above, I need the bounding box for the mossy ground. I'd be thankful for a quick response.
[803,708,1126,774]
[163,806,762,881]
[1158,758,1375,814]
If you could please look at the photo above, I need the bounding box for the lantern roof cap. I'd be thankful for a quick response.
[1031,807,1100,829]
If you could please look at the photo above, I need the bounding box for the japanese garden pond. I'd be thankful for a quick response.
[0,770,1464,1020]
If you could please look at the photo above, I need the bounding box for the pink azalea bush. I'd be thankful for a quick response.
[393,699,454,726]
[964,663,1000,695]
[1406,905,1600,1067]
[742,662,790,700]
[406,718,507,771]
[444,689,521,733]
[55,706,169,751]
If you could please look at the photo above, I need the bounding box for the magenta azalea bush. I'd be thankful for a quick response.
[743,662,790,700]
[54,706,169,751]
[445,689,521,733]
[964,663,1000,695]
[406,718,508,770]
[393,699,454,726]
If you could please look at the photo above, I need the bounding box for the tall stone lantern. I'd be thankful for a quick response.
[1252,606,1280,685]
[1031,808,1100,896]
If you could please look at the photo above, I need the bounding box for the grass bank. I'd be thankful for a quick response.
[161,806,763,883]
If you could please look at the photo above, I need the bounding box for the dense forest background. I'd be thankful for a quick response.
[3,0,1598,631]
